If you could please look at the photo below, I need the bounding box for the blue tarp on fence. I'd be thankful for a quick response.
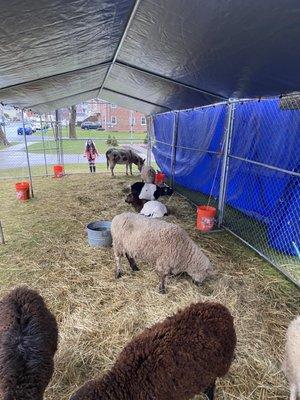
[152,98,300,256]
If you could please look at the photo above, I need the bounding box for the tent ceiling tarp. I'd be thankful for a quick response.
[0,0,299,114]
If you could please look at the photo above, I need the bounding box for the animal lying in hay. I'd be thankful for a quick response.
[130,182,173,199]
[70,302,236,400]
[125,192,168,217]
[111,212,213,293]
[106,148,145,177]
[139,183,157,200]
[282,315,300,400]
[0,286,58,400]
[140,200,168,218]
[125,192,147,212]
[140,165,156,183]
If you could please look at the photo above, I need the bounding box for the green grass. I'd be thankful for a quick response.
[27,129,147,155]
[39,127,147,140]
[28,138,146,155]
[0,141,18,150]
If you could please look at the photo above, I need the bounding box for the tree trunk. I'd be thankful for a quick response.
[0,126,9,146]
[68,105,77,138]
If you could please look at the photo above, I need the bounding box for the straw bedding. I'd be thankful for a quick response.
[0,173,299,400]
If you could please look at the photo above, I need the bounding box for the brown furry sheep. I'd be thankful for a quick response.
[0,286,58,400]
[70,302,236,400]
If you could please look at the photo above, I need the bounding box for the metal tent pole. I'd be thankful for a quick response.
[218,100,235,227]
[130,110,133,144]
[55,110,61,164]
[170,111,179,188]
[58,112,64,169]
[39,115,48,176]
[146,116,153,167]
[21,109,34,198]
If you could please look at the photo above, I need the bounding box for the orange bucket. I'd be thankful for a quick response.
[196,205,217,232]
[155,172,165,185]
[15,181,30,201]
[53,165,64,178]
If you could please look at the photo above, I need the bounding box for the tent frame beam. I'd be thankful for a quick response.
[115,60,227,101]
[103,87,171,110]
[97,0,142,98]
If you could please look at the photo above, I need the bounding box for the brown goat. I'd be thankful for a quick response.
[70,302,236,400]
[0,286,58,400]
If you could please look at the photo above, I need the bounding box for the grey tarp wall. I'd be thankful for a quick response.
[0,0,299,113]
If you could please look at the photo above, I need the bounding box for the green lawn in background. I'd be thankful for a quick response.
[28,138,147,155]
[0,142,18,150]
[38,127,147,140]
[28,127,147,155]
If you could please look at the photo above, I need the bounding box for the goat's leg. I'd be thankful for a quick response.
[114,253,123,278]
[110,164,115,177]
[126,163,129,176]
[129,163,133,175]
[204,382,216,400]
[158,273,167,294]
[125,253,139,271]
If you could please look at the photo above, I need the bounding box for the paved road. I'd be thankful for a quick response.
[0,142,150,170]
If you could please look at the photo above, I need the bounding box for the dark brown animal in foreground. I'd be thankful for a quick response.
[0,286,58,400]
[125,192,148,212]
[70,302,236,400]
[106,148,145,177]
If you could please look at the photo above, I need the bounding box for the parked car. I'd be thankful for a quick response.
[17,126,33,135]
[81,121,103,130]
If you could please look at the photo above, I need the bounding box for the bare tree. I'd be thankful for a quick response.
[68,105,77,138]
[0,125,9,146]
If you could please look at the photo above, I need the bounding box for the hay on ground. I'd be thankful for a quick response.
[0,173,299,400]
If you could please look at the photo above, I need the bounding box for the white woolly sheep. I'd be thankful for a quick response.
[111,212,213,293]
[141,165,156,183]
[282,315,300,400]
[140,200,168,218]
[0,286,58,400]
[70,301,236,400]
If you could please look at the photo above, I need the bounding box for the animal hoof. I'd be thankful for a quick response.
[159,287,166,295]
[132,265,139,271]
[115,271,122,279]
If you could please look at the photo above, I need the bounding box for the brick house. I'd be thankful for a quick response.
[59,99,147,132]
[86,99,147,132]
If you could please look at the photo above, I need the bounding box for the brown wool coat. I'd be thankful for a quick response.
[0,287,58,400]
[71,302,236,400]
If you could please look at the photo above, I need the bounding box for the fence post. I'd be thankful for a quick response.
[39,115,48,176]
[170,111,179,188]
[218,100,235,227]
[146,115,153,167]
[55,110,61,165]
[0,221,5,244]
[21,109,34,198]
[58,115,64,169]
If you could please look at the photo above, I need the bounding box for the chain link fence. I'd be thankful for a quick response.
[151,93,300,287]
[0,119,148,179]
[223,95,300,285]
